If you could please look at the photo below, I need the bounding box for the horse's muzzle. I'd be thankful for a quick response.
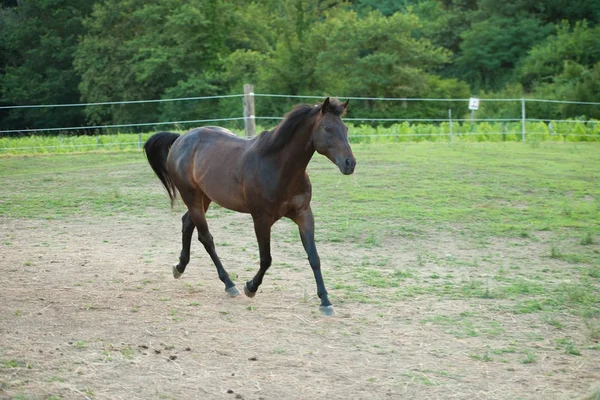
[339,157,356,175]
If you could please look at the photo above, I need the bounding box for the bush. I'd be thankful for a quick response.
[1,120,599,155]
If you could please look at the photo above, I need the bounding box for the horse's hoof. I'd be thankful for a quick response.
[225,286,240,297]
[319,305,335,316]
[172,264,183,279]
[244,283,256,298]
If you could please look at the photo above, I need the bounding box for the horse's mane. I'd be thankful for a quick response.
[255,98,346,155]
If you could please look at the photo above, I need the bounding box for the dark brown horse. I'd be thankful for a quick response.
[144,97,355,315]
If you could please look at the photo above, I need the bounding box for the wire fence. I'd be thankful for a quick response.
[1,91,599,153]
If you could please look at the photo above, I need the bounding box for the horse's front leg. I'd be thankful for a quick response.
[291,207,333,316]
[244,215,273,297]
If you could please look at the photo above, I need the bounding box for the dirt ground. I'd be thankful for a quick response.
[1,212,598,400]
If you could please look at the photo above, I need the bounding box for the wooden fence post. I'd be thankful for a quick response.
[243,84,256,138]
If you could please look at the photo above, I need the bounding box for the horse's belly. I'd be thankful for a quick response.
[209,192,250,214]
[196,168,249,213]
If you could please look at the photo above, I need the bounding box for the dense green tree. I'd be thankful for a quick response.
[522,61,600,120]
[0,0,94,132]
[243,0,347,96]
[418,0,477,54]
[227,6,467,119]
[415,0,591,93]
[518,21,600,91]
[220,0,351,116]
[454,16,552,91]
[74,0,236,125]
[476,0,600,26]
[2,0,599,133]
[564,62,600,118]
[311,10,450,97]
[351,0,413,16]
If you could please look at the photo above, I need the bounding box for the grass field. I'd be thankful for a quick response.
[1,142,599,399]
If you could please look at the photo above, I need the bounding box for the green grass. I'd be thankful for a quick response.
[1,142,598,252]
[0,152,162,219]
[1,142,599,350]
[420,313,505,339]
[520,351,537,364]
[310,143,600,245]
[0,133,151,154]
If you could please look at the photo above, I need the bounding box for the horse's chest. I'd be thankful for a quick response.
[245,171,310,217]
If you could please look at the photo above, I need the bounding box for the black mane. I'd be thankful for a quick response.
[255,98,346,155]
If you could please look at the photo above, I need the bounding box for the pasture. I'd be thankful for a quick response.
[1,142,599,399]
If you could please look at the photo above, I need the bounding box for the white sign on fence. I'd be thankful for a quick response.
[468,97,480,110]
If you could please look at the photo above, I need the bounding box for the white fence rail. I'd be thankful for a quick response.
[1,88,599,152]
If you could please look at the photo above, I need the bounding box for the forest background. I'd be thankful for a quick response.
[1,0,599,133]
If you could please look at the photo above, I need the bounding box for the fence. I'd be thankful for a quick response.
[1,84,599,152]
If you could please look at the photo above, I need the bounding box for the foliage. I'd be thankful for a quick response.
[352,0,414,16]
[455,16,552,91]
[311,10,449,96]
[1,0,600,133]
[0,0,93,130]
[73,0,237,125]
[519,21,600,91]
[2,120,599,154]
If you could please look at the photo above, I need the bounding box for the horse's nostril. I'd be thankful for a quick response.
[345,158,352,167]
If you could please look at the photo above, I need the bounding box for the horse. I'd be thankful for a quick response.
[143,97,356,315]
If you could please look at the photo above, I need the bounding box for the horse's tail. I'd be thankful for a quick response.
[144,131,180,206]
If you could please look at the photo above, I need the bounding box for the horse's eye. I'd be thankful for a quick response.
[324,126,332,132]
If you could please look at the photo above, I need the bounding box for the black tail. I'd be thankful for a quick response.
[144,131,181,206]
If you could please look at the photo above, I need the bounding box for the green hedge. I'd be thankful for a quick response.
[1,121,599,154]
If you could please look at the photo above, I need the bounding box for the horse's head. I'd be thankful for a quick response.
[313,98,356,175]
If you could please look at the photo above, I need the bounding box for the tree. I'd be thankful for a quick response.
[476,0,600,26]
[0,0,94,132]
[223,5,466,119]
[414,0,477,54]
[219,0,350,116]
[454,15,551,91]
[351,0,413,16]
[74,0,236,125]
[518,21,600,91]
[565,62,600,118]
[540,0,600,26]
[310,10,450,97]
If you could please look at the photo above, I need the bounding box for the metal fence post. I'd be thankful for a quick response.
[243,84,256,138]
[521,98,526,142]
[449,108,453,142]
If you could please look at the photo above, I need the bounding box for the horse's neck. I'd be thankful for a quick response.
[278,123,316,178]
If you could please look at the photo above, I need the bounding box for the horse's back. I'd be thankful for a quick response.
[168,126,251,212]
[170,126,248,158]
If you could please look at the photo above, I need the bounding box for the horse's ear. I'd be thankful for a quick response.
[343,99,349,109]
[321,97,330,114]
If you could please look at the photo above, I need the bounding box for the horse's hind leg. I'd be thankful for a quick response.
[187,197,240,297]
[173,211,195,279]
